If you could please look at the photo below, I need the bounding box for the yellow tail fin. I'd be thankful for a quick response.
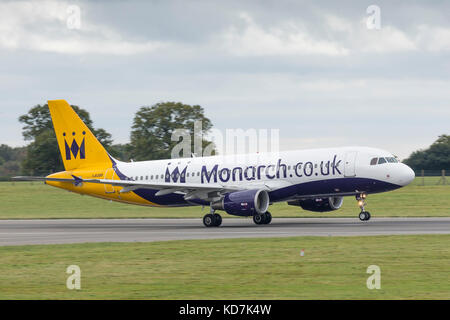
[48,100,111,171]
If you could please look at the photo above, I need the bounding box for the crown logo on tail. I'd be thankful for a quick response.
[64,131,86,160]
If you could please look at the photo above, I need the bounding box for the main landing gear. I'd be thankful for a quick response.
[356,194,371,221]
[203,209,222,227]
[202,209,273,227]
[253,212,272,225]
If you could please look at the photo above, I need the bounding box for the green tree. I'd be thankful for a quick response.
[403,134,450,170]
[19,104,113,175]
[129,102,214,161]
[21,130,62,175]
[108,143,132,162]
[0,145,26,178]
[0,144,14,162]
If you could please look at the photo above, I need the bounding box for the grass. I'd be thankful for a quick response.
[0,178,449,219]
[0,234,448,299]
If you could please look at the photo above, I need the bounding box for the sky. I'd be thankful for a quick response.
[0,0,449,160]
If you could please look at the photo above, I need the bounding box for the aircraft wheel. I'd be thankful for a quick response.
[264,212,272,224]
[359,211,370,221]
[213,213,222,227]
[203,214,215,227]
[253,214,265,225]
[359,212,366,221]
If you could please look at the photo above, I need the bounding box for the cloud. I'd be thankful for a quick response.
[217,11,450,57]
[1,0,449,159]
[415,25,450,52]
[353,18,450,54]
[358,23,450,53]
[358,23,417,53]
[0,0,166,55]
[2,2,450,57]
[219,12,350,56]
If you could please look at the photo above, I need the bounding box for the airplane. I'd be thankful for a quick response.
[14,100,415,227]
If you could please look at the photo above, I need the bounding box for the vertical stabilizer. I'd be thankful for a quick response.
[47,100,111,171]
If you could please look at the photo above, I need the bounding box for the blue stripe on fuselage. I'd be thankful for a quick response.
[268,177,401,202]
[129,177,401,207]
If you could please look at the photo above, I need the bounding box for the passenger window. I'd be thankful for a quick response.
[378,157,387,164]
[370,158,378,165]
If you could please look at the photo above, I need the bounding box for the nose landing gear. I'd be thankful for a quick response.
[356,194,371,221]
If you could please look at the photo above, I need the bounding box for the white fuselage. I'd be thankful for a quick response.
[112,146,415,207]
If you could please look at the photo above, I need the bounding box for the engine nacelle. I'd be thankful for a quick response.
[288,197,344,212]
[212,189,270,217]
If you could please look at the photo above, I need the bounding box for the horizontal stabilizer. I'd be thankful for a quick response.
[12,176,76,183]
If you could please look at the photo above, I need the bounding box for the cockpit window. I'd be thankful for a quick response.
[371,156,398,165]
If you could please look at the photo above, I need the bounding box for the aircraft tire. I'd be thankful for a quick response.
[359,211,370,221]
[213,214,222,227]
[264,212,272,224]
[203,214,215,227]
[253,214,266,225]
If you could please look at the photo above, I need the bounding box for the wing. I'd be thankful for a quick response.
[13,176,355,202]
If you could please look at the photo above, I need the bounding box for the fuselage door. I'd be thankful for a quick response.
[344,151,357,177]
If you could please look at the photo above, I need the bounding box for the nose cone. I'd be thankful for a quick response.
[397,164,415,186]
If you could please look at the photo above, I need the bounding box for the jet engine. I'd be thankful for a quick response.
[288,197,344,212]
[212,189,270,217]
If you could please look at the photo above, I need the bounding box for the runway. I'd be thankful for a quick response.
[0,217,449,246]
